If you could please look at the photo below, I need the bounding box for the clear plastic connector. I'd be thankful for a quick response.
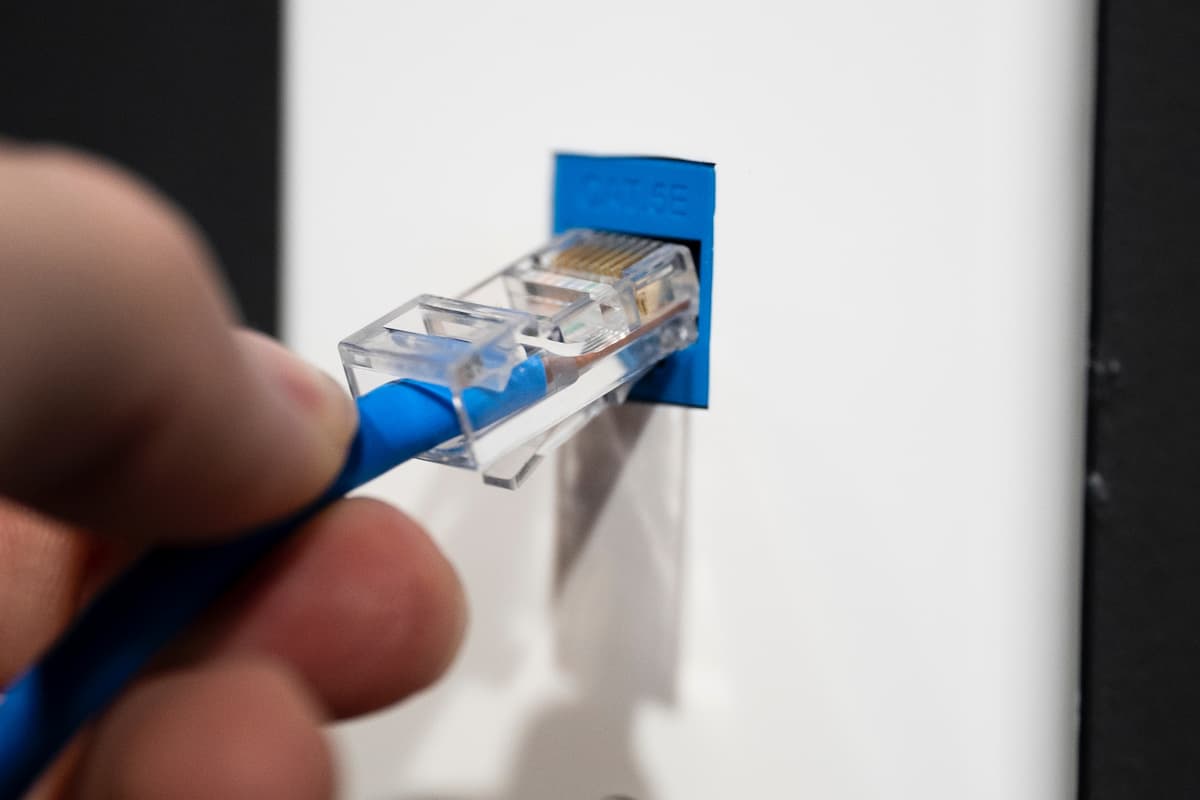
[338,229,699,488]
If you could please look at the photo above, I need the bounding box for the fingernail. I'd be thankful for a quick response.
[240,331,357,453]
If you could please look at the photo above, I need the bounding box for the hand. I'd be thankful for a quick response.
[0,143,466,799]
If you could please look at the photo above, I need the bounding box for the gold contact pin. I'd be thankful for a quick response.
[547,233,674,316]
[550,234,655,279]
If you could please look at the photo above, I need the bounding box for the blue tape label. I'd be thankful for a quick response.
[553,154,715,408]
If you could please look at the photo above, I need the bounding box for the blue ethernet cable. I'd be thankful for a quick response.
[0,358,548,799]
[0,226,699,797]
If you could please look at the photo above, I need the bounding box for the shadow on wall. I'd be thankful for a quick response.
[395,402,691,800]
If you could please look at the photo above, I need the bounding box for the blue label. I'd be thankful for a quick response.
[553,154,715,408]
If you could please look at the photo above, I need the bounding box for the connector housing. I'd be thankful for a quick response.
[338,229,699,487]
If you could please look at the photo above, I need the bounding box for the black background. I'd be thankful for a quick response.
[0,2,281,332]
[1081,0,1200,796]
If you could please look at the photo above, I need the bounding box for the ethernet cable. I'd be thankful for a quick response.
[0,229,699,797]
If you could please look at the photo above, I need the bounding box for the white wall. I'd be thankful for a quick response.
[285,2,1095,797]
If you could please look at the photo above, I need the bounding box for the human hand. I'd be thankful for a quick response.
[0,143,466,798]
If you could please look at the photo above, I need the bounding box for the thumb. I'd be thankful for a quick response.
[0,144,355,541]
